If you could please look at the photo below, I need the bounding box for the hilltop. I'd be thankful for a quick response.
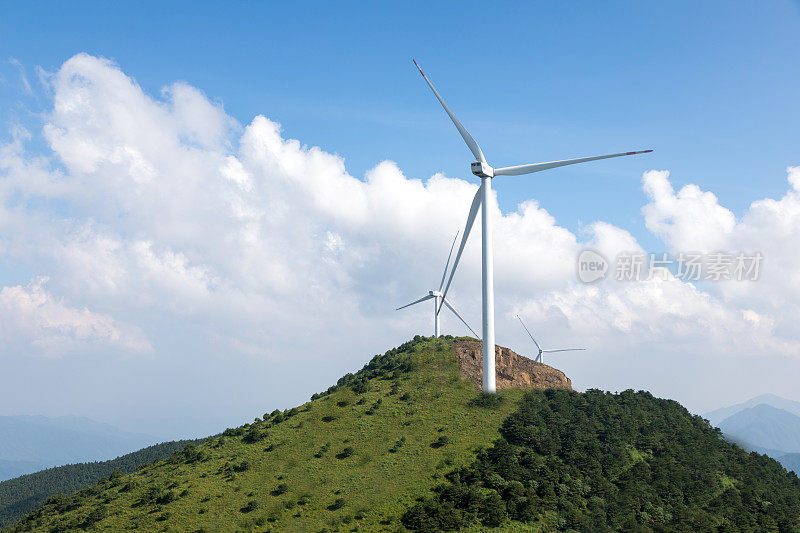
[6,336,800,532]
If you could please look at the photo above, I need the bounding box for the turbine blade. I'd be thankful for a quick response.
[493,150,653,176]
[541,348,587,353]
[438,185,483,313]
[442,299,479,338]
[396,294,435,311]
[516,314,541,351]
[439,231,460,292]
[412,59,486,163]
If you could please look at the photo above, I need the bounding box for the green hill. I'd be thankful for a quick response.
[0,439,201,528]
[5,336,800,532]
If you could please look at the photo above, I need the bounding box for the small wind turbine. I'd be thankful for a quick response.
[517,315,585,364]
[396,232,478,338]
[413,59,652,392]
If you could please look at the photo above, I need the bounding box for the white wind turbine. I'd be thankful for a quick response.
[413,59,652,393]
[517,315,585,364]
[396,231,478,338]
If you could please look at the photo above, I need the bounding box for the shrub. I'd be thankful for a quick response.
[468,393,505,408]
[181,443,209,463]
[351,378,371,394]
[240,500,259,513]
[81,505,107,527]
[156,490,177,505]
[389,437,406,453]
[336,447,355,459]
[328,498,346,511]
[431,436,450,449]
[315,443,330,458]
[226,460,249,473]
[243,426,268,443]
[272,483,290,496]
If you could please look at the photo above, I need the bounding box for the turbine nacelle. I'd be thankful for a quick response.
[470,161,494,178]
[396,232,478,338]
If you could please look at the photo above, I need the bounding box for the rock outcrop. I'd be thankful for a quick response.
[453,338,572,391]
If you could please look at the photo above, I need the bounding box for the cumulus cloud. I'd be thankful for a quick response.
[639,165,800,339]
[2,53,800,433]
[0,277,151,356]
[1,53,797,358]
[642,170,736,251]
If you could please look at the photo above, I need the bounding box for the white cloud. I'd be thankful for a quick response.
[642,170,736,251]
[2,53,800,434]
[0,277,151,356]
[1,53,796,358]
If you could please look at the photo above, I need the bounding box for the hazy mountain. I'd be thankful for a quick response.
[704,393,800,427]
[0,439,201,527]
[0,460,45,483]
[0,415,155,481]
[717,404,800,456]
[780,453,800,475]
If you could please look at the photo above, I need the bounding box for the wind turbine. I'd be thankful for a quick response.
[517,315,585,364]
[413,59,652,392]
[396,231,478,338]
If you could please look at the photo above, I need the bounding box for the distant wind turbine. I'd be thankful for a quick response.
[517,315,585,364]
[396,232,478,338]
[412,59,652,392]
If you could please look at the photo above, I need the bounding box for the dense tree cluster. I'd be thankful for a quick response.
[310,337,420,400]
[0,439,199,527]
[404,389,800,532]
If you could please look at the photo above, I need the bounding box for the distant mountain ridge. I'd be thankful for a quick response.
[0,439,200,527]
[704,394,800,475]
[781,453,800,475]
[718,404,800,455]
[704,393,800,427]
[0,415,155,481]
[0,461,43,484]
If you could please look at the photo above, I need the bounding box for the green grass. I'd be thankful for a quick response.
[7,336,524,532]
[0,439,202,528]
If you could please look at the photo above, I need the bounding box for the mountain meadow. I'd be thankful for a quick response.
[0,440,201,528]
[4,336,800,532]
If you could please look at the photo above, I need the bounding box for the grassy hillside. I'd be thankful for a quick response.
[6,336,800,532]
[6,336,525,532]
[0,440,201,528]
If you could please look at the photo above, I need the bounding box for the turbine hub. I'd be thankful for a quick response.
[429,290,443,297]
[470,161,494,178]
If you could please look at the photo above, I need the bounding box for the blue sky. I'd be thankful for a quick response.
[2,2,800,439]
[4,1,799,246]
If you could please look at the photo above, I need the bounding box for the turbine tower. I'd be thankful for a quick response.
[413,59,652,392]
[517,315,585,364]
[396,232,478,338]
